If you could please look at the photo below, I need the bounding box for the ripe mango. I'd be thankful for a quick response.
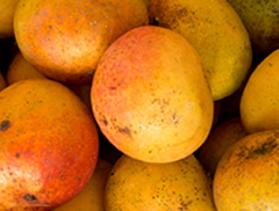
[241,50,279,133]
[149,0,252,100]
[92,26,213,163]
[14,0,148,83]
[7,53,46,85]
[214,130,279,210]
[105,155,216,210]
[0,79,99,210]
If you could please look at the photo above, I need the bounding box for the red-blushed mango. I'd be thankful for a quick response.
[214,130,279,210]
[0,79,99,210]
[14,0,148,84]
[0,0,19,37]
[7,53,46,85]
[92,26,213,163]
[54,159,112,211]
[105,155,216,210]
[241,50,279,133]
[198,118,247,175]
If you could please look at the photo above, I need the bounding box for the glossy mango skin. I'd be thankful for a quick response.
[227,0,279,55]
[55,159,112,211]
[198,118,247,175]
[7,53,46,85]
[149,0,252,100]
[92,26,213,163]
[105,155,216,211]
[14,0,148,84]
[240,50,279,133]
[214,130,279,211]
[0,0,19,37]
[0,79,99,210]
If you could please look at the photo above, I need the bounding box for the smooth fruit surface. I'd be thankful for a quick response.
[92,26,213,163]
[7,53,46,85]
[0,79,99,210]
[241,50,279,133]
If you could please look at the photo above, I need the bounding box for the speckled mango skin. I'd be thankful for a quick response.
[227,0,279,55]
[92,26,213,163]
[148,0,252,100]
[14,0,148,84]
[105,155,216,211]
[214,130,279,211]
[0,79,99,210]
[240,50,279,133]
[0,0,19,37]
[198,118,247,175]
[55,159,112,211]
[7,53,46,85]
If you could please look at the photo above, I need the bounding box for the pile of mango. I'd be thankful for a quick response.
[0,0,279,210]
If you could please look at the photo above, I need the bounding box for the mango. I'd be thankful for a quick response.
[214,130,279,210]
[105,155,216,210]
[241,50,279,133]
[227,0,279,55]
[92,26,213,163]
[148,0,252,100]
[0,0,19,37]
[7,53,46,85]
[0,79,99,209]
[14,0,148,83]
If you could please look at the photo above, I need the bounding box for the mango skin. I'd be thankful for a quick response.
[7,53,46,85]
[149,0,252,100]
[92,26,213,163]
[240,50,279,133]
[214,130,279,211]
[0,0,19,37]
[105,155,216,211]
[14,0,148,84]
[198,118,247,175]
[227,0,279,55]
[54,159,112,211]
[0,79,99,210]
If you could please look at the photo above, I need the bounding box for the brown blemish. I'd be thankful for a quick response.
[109,86,117,90]
[118,126,132,137]
[241,137,278,159]
[179,200,193,210]
[23,194,37,202]
[0,120,10,131]
[101,117,108,126]
[15,152,21,158]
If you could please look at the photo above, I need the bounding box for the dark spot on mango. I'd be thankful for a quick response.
[15,152,21,158]
[252,138,277,156]
[23,194,37,202]
[0,120,10,131]
[118,126,132,137]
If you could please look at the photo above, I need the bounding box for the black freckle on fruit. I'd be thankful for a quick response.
[15,152,21,158]
[23,194,37,202]
[252,138,277,156]
[0,120,10,131]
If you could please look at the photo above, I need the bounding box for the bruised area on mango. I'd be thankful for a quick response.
[214,130,279,210]
[92,26,213,163]
[14,0,148,84]
[0,79,99,210]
